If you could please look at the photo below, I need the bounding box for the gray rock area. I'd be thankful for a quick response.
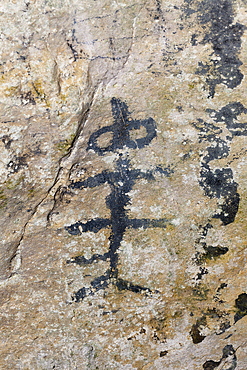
[1,0,247,368]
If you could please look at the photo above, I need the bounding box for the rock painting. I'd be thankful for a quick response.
[65,98,171,301]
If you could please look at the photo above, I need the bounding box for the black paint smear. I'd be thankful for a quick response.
[217,320,231,334]
[214,192,240,225]
[65,218,111,235]
[207,102,247,136]
[67,251,110,265]
[199,0,245,97]
[199,167,239,225]
[196,102,247,224]
[203,344,237,370]
[191,310,231,344]
[7,155,28,174]
[202,245,229,259]
[195,266,208,281]
[1,135,12,149]
[185,0,245,97]
[192,119,222,141]
[190,316,207,343]
[116,278,152,294]
[195,225,229,264]
[234,292,247,322]
[217,283,228,292]
[66,98,170,301]
[202,137,230,164]
[192,102,247,226]
[154,0,162,20]
[200,168,237,199]
[203,359,221,370]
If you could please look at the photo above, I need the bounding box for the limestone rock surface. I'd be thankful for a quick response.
[1,0,247,369]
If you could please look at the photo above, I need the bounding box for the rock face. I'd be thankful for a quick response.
[1,0,247,368]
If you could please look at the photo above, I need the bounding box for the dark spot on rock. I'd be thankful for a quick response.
[217,283,227,292]
[203,360,221,370]
[116,278,151,294]
[191,309,230,342]
[192,285,209,300]
[222,344,236,358]
[217,320,231,335]
[191,33,198,45]
[188,0,246,97]
[190,316,207,344]
[202,138,230,164]
[199,167,240,225]
[203,344,237,370]
[7,155,28,173]
[234,292,247,322]
[224,334,232,339]
[199,167,237,199]
[20,91,36,105]
[208,102,247,136]
[195,267,208,280]
[159,350,168,357]
[193,102,247,228]
[213,192,240,225]
[202,245,229,260]
[235,292,247,311]
[1,135,12,149]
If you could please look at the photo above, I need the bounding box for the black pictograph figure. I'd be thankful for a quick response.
[65,98,171,302]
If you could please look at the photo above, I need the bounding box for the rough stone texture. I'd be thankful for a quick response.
[1,0,247,369]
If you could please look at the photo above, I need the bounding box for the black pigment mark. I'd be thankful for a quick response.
[191,309,230,344]
[154,0,163,20]
[203,359,221,370]
[1,135,12,149]
[192,119,222,141]
[7,155,28,174]
[217,283,228,292]
[207,308,230,335]
[234,292,247,323]
[87,97,157,155]
[207,102,247,137]
[199,167,240,226]
[185,0,245,97]
[20,91,36,105]
[66,41,79,62]
[195,266,208,281]
[203,344,237,370]
[192,102,247,274]
[190,316,207,344]
[195,224,229,264]
[193,101,247,226]
[202,245,229,260]
[200,167,236,199]
[217,320,231,334]
[65,98,170,301]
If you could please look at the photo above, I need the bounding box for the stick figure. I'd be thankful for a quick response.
[66,98,172,301]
